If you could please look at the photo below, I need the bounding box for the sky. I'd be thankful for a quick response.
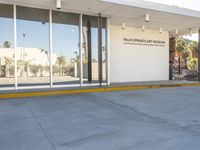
[16,20,102,59]
[145,0,200,11]
[145,0,199,41]
[0,17,105,60]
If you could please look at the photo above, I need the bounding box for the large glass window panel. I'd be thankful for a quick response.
[0,4,14,88]
[16,6,50,87]
[82,15,98,84]
[52,11,80,85]
[102,28,106,82]
[82,15,107,84]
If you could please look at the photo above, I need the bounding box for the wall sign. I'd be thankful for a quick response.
[123,38,166,47]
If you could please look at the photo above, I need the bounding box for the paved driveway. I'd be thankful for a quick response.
[0,87,200,150]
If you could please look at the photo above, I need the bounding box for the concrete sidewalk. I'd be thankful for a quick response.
[0,86,200,150]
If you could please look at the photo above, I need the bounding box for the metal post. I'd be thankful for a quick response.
[49,10,53,88]
[87,19,92,83]
[14,5,18,90]
[79,14,83,86]
[98,13,102,86]
[106,17,110,85]
[198,28,200,81]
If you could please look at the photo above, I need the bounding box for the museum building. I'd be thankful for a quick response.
[0,0,200,91]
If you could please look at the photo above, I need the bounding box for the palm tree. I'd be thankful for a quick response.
[182,50,190,69]
[17,60,31,77]
[188,41,198,58]
[176,38,186,74]
[82,27,88,63]
[56,56,66,76]
[30,65,39,77]
[3,41,11,48]
[4,57,13,77]
[187,57,198,74]
[38,65,46,77]
[176,38,186,57]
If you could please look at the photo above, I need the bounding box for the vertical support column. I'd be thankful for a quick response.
[87,20,92,83]
[49,10,53,88]
[169,37,176,80]
[98,13,102,86]
[79,14,83,87]
[198,28,200,81]
[106,17,110,85]
[14,5,18,90]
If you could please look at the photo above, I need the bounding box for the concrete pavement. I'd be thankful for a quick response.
[0,86,200,150]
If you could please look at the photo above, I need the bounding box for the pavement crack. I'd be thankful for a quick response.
[62,130,121,147]
[24,102,57,150]
[89,93,200,137]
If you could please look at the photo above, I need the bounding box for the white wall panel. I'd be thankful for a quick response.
[110,25,169,83]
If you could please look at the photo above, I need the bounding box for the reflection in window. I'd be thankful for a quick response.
[16,6,50,86]
[52,11,80,85]
[102,28,106,81]
[0,4,14,87]
[82,15,106,84]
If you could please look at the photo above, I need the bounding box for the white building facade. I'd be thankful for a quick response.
[0,0,200,90]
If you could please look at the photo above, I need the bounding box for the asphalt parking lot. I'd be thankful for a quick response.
[0,86,200,150]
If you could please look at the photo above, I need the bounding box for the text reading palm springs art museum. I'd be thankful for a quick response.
[123,38,166,47]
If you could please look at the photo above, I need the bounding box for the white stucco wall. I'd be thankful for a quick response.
[110,25,169,83]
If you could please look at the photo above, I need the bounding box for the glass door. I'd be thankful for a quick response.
[82,15,106,85]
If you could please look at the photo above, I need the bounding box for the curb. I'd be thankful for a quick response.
[0,83,200,99]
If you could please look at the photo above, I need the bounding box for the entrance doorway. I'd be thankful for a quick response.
[82,15,106,85]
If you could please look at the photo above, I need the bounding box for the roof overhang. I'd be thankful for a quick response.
[101,0,200,36]
[1,0,200,36]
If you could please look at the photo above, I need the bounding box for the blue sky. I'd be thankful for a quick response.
[17,20,80,59]
[17,19,104,59]
[0,18,14,48]
[0,18,105,60]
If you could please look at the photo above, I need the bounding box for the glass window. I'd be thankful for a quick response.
[52,11,80,85]
[102,27,106,82]
[0,4,14,88]
[16,6,50,87]
[82,15,107,84]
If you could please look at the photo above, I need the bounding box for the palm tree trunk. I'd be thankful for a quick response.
[59,64,61,76]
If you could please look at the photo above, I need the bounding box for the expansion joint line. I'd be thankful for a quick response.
[24,102,57,150]
[88,94,200,137]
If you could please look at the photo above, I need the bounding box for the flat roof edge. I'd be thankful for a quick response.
[101,0,200,18]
